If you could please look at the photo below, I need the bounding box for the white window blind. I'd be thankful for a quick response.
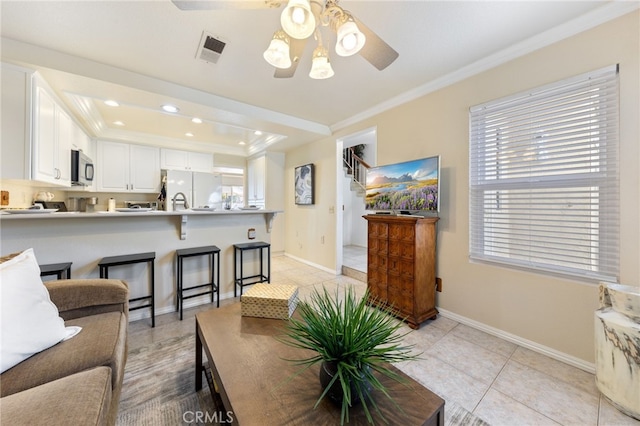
[469,65,619,282]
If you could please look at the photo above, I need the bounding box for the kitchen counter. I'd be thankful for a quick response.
[1,209,281,236]
[0,208,284,322]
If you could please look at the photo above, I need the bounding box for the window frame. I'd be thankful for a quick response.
[469,65,619,283]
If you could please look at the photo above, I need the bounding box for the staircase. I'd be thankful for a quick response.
[343,146,369,197]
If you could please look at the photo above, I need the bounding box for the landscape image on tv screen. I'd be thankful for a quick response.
[365,156,439,212]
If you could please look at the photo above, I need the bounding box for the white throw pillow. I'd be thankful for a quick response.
[0,248,69,373]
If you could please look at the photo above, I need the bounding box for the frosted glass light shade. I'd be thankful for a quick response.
[263,31,292,69]
[309,47,334,79]
[335,20,366,57]
[281,0,316,39]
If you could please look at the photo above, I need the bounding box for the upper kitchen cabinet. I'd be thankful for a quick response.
[246,152,284,209]
[247,155,266,206]
[2,66,93,186]
[32,79,72,187]
[97,141,160,193]
[160,148,213,173]
[1,63,33,180]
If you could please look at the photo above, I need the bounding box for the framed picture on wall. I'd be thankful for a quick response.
[294,163,314,205]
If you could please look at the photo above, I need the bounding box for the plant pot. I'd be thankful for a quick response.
[319,361,371,405]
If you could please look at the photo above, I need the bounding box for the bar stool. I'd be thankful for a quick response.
[233,241,270,297]
[176,245,220,320]
[98,252,155,327]
[39,262,72,280]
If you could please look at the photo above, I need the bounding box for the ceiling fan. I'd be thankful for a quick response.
[171,0,399,79]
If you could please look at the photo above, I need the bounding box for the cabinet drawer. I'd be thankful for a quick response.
[368,238,388,254]
[367,271,387,301]
[388,240,415,260]
[387,258,414,279]
[389,223,415,241]
[368,253,387,269]
[368,268,388,286]
[387,279,414,312]
[369,222,388,238]
[387,283,413,313]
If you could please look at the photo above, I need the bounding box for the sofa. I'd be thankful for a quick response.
[0,276,129,426]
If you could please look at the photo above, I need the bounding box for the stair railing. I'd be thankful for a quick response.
[343,147,370,192]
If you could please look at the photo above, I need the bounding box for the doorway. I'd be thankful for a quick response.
[335,127,377,275]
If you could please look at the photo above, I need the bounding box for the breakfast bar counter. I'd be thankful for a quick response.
[0,209,282,322]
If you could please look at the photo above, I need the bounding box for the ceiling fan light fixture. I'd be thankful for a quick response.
[263,30,292,69]
[335,19,365,56]
[281,0,316,39]
[309,45,334,79]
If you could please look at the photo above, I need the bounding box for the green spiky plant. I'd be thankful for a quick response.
[277,286,420,425]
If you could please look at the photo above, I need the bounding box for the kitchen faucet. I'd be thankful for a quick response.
[171,192,189,210]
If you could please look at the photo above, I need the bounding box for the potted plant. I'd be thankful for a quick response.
[278,286,420,425]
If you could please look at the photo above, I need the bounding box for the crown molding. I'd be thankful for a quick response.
[331,1,639,133]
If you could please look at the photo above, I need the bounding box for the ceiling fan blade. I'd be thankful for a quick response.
[274,38,308,78]
[171,0,282,11]
[353,17,399,71]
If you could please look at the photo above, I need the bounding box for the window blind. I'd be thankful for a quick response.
[469,65,619,282]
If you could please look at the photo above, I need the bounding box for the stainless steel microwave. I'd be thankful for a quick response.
[71,150,94,186]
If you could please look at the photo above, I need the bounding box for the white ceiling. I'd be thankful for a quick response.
[1,1,634,157]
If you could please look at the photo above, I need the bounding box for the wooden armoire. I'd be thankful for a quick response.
[364,214,439,329]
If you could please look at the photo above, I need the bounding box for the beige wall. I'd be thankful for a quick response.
[284,11,640,365]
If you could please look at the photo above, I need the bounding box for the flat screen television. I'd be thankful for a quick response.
[365,155,440,214]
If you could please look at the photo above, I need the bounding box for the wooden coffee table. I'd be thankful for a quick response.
[196,303,444,425]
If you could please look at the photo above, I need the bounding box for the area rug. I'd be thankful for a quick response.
[116,332,489,425]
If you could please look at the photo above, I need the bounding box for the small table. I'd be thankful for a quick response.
[195,303,444,425]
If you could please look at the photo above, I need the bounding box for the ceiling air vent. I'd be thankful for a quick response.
[196,32,226,64]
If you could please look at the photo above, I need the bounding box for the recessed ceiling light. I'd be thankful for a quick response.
[254,130,263,136]
[185,132,194,137]
[238,141,246,145]
[192,117,203,124]
[113,121,125,126]
[161,104,179,113]
[104,100,119,107]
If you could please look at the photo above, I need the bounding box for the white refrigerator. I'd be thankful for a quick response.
[162,170,222,211]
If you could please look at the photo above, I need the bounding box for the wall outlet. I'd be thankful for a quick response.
[1,191,8,206]
[247,228,256,239]
[436,277,443,292]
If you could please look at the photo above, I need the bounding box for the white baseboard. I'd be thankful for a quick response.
[438,308,595,374]
[283,252,339,275]
[127,291,237,322]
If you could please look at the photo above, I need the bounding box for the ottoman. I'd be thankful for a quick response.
[241,283,298,319]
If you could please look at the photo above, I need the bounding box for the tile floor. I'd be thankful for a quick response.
[343,244,367,272]
[129,254,639,426]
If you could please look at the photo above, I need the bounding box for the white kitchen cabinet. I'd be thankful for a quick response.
[0,63,33,179]
[246,152,285,210]
[247,155,266,206]
[1,63,33,180]
[160,148,212,173]
[97,141,160,193]
[70,119,92,155]
[32,82,71,186]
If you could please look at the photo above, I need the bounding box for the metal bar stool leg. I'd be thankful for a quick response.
[150,259,155,328]
[215,251,220,307]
